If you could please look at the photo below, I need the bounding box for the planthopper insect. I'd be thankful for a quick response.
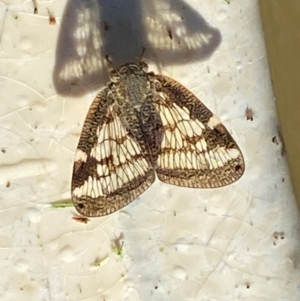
[71,62,244,217]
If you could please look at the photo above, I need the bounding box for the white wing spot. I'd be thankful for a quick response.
[207,115,221,129]
[73,186,82,198]
[74,149,87,163]
[226,148,240,160]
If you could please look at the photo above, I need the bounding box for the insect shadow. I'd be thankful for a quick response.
[53,0,221,96]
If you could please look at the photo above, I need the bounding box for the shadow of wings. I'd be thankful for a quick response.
[53,0,221,96]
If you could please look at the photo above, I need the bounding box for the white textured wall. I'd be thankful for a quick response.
[0,0,299,300]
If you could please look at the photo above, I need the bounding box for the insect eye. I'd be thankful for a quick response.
[110,70,120,83]
[155,81,162,92]
[111,75,120,83]
[139,61,148,71]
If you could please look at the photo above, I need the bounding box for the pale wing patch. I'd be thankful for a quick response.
[159,101,206,151]
[73,115,152,198]
[207,115,221,129]
[156,100,211,171]
[72,99,155,217]
[74,149,88,163]
[205,147,239,169]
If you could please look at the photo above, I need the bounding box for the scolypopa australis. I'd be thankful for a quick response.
[71,62,245,217]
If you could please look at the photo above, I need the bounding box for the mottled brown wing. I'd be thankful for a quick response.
[154,74,245,188]
[71,89,155,217]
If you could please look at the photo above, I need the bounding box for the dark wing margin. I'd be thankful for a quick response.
[154,74,245,188]
[71,89,155,217]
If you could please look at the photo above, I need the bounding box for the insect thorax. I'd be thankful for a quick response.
[109,64,155,111]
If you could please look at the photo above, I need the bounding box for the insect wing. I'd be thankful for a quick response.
[71,89,155,217]
[154,74,245,188]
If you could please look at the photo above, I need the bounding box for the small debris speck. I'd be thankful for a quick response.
[72,215,90,224]
[167,26,173,40]
[245,107,254,121]
[48,10,56,25]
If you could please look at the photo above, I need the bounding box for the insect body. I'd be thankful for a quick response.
[72,63,244,217]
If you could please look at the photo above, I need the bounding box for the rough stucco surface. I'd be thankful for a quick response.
[0,1,299,300]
